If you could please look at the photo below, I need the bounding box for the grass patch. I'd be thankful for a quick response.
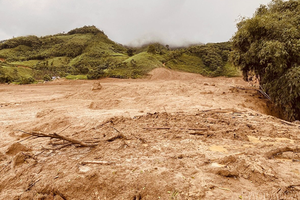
[10,60,40,68]
[65,74,87,80]
[2,66,33,78]
[222,62,241,77]
[167,53,205,74]
[107,52,163,78]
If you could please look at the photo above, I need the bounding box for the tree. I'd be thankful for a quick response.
[147,45,156,54]
[231,0,300,121]
[127,48,134,56]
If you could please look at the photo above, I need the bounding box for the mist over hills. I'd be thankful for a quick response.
[0,26,239,84]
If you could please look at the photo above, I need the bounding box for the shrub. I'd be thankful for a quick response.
[43,74,52,81]
[20,76,35,84]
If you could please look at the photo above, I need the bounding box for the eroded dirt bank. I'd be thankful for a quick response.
[0,68,299,199]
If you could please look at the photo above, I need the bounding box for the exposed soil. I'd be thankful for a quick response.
[0,68,299,200]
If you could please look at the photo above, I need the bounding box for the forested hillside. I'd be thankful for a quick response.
[0,26,239,84]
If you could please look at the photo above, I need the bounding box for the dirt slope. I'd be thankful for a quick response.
[0,68,299,199]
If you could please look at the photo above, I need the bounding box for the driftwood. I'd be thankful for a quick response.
[18,128,129,150]
[18,130,98,147]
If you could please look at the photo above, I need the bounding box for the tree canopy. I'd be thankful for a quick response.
[231,0,300,121]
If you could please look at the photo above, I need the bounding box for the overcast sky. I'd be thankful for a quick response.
[0,0,271,46]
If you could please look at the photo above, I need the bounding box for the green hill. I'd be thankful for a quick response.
[0,26,240,84]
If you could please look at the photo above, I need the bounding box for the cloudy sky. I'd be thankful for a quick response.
[0,0,271,46]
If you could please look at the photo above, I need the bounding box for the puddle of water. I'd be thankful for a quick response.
[211,163,226,168]
[209,145,228,153]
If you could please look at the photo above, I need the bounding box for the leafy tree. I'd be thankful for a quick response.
[231,0,300,120]
[127,48,134,56]
[87,69,106,80]
[147,45,156,54]
[188,42,232,76]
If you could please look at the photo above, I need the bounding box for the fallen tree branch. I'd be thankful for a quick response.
[189,132,205,136]
[51,133,98,147]
[42,144,72,151]
[26,179,40,191]
[18,130,98,147]
[185,128,208,131]
[259,85,271,100]
[0,161,11,173]
[18,135,36,143]
[143,127,171,130]
[280,119,298,127]
[201,108,242,113]
[143,127,208,131]
[81,161,115,165]
[265,147,300,159]
[107,134,125,142]
[230,86,258,91]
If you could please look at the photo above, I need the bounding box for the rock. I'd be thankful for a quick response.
[91,82,102,91]
[12,152,36,168]
[0,151,7,161]
[6,142,31,156]
[54,195,64,200]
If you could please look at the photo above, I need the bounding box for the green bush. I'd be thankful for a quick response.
[147,45,156,54]
[0,74,13,83]
[20,76,35,84]
[43,74,52,81]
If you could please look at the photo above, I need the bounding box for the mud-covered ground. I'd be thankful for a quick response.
[0,68,299,200]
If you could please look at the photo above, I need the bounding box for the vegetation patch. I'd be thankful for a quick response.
[231,0,300,121]
[65,74,87,80]
[0,26,237,83]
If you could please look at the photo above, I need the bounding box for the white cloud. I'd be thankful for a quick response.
[0,0,271,45]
